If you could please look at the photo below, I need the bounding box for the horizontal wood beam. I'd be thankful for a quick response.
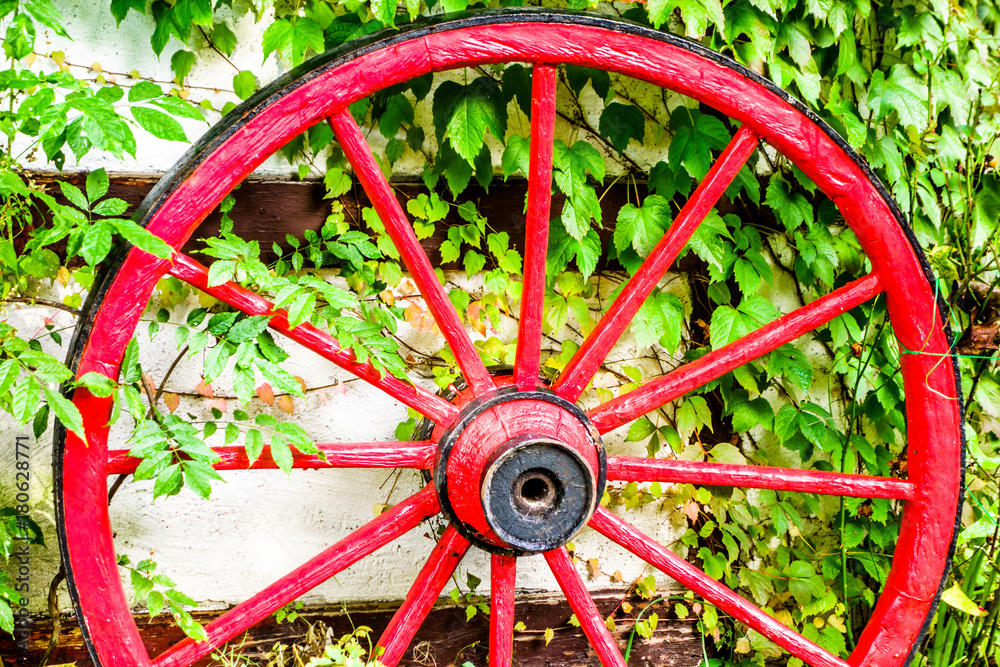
[32,173,650,268]
[1,591,702,666]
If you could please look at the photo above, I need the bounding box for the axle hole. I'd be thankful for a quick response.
[513,470,560,516]
[521,477,550,502]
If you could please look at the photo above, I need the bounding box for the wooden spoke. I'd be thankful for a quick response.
[329,111,495,396]
[544,547,627,667]
[553,126,759,402]
[606,456,915,499]
[59,16,963,667]
[490,554,517,667]
[589,507,850,667]
[169,253,458,426]
[514,64,558,391]
[589,272,882,433]
[107,441,437,475]
[153,485,440,667]
[376,525,472,667]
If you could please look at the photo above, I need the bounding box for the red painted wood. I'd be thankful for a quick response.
[329,111,495,396]
[62,19,962,667]
[852,352,961,664]
[490,554,517,667]
[514,64,558,392]
[106,441,436,475]
[154,485,440,667]
[606,456,915,499]
[589,507,849,667]
[588,272,883,434]
[443,397,600,549]
[376,525,472,666]
[63,387,154,666]
[169,253,458,425]
[544,547,627,667]
[553,125,759,403]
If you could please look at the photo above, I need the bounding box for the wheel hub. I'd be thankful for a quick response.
[433,387,605,555]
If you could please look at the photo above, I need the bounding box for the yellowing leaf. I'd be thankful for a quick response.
[543,627,554,646]
[941,584,987,616]
[275,394,294,415]
[256,383,275,405]
[163,392,179,414]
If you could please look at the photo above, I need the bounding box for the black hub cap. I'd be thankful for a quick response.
[481,435,596,553]
[432,387,606,556]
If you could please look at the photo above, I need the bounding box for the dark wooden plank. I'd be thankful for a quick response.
[28,173,643,267]
[0,592,702,667]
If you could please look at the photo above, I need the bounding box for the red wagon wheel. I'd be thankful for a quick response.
[55,9,963,667]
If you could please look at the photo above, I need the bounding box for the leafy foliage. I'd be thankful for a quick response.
[0,0,997,662]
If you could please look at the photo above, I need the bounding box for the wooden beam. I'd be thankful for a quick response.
[29,173,646,267]
[0,592,703,666]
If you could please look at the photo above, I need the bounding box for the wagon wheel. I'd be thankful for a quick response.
[55,9,963,667]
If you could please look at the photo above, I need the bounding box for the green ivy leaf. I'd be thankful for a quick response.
[767,344,813,389]
[669,112,731,180]
[501,64,532,117]
[615,195,671,257]
[244,428,264,464]
[170,49,196,83]
[129,80,163,104]
[132,106,188,142]
[765,175,813,232]
[270,434,293,474]
[433,78,507,164]
[211,21,238,56]
[379,94,414,139]
[434,140,474,198]
[501,135,530,179]
[633,291,684,352]
[111,219,174,259]
[233,70,257,101]
[599,102,645,153]
[111,0,146,25]
[649,160,692,201]
[4,15,35,60]
[464,250,486,276]
[92,198,128,217]
[262,17,324,66]
[59,181,89,211]
[174,0,212,26]
[152,96,204,121]
[730,397,774,431]
[553,140,605,241]
[79,222,113,266]
[77,372,116,398]
[85,168,109,202]
[565,65,611,99]
[685,211,733,279]
[626,417,656,442]
[42,385,84,440]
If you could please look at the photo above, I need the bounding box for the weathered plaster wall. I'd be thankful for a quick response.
[1,0,782,625]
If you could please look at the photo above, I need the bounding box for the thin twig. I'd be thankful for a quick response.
[36,564,65,667]
[197,26,241,74]
[154,344,189,405]
[2,296,81,316]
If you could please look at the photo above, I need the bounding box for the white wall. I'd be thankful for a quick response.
[5,0,718,628]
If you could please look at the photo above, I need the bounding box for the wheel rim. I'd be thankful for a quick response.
[53,9,963,667]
